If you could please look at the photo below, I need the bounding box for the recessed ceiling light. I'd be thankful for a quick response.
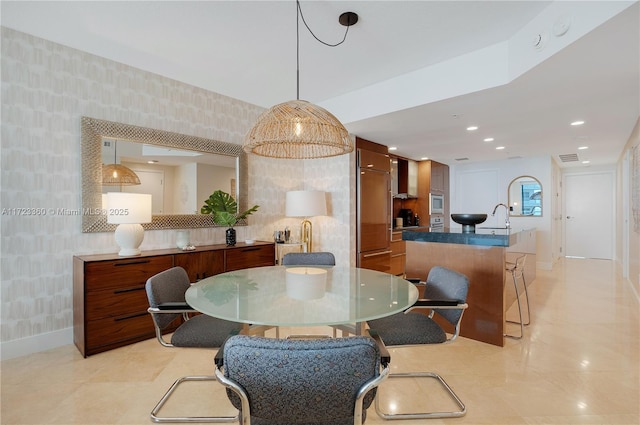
[467,126,478,131]
[582,160,590,164]
[147,160,159,164]
[496,146,505,150]
[388,146,397,151]
[571,120,585,126]
[483,137,494,142]
[578,146,589,150]
[420,157,429,160]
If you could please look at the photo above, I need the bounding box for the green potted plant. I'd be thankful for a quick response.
[201,190,259,246]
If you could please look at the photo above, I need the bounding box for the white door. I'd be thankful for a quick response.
[564,171,614,259]
[125,169,165,214]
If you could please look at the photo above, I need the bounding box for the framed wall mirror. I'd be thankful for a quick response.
[508,175,542,217]
[82,117,248,232]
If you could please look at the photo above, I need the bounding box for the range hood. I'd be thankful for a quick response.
[391,158,418,198]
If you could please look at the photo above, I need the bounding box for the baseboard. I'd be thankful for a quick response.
[1,327,73,360]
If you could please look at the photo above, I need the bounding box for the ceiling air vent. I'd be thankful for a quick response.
[455,157,469,161]
[559,153,579,162]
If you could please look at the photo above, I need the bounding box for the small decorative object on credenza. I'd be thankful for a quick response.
[201,190,259,246]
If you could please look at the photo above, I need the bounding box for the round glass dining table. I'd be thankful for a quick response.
[185,265,419,335]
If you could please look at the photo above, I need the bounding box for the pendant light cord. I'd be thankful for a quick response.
[296,0,352,100]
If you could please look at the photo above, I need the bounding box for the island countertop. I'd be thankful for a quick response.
[402,227,533,247]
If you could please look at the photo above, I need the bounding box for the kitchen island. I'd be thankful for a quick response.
[403,227,536,347]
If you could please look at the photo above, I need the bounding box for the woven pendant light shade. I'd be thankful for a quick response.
[102,164,141,186]
[243,100,354,159]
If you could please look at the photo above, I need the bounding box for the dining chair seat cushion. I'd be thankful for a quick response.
[368,312,447,346]
[221,335,380,425]
[171,314,242,348]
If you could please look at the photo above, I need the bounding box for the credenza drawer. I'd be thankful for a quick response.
[225,245,275,271]
[85,312,158,353]
[84,256,173,291]
[86,286,149,320]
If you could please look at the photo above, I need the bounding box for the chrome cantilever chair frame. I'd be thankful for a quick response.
[504,254,531,339]
[214,331,390,425]
[368,266,469,420]
[146,267,241,423]
[147,305,239,423]
[373,303,468,420]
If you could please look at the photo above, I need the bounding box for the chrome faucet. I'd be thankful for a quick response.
[492,203,510,228]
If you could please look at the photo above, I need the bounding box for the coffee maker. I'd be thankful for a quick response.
[399,208,413,227]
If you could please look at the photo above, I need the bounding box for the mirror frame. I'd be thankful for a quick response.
[508,175,542,217]
[81,116,248,232]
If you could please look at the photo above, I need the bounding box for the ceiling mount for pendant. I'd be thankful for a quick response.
[339,12,358,27]
[242,1,357,159]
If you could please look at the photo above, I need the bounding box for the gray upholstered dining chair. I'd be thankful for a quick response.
[214,333,390,425]
[281,251,336,266]
[146,266,242,423]
[367,266,469,420]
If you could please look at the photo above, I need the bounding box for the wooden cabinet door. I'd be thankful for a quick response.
[175,250,224,282]
[430,161,445,193]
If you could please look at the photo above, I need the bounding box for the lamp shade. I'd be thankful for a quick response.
[106,193,152,224]
[286,190,327,217]
[243,100,354,159]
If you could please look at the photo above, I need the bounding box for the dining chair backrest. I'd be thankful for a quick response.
[145,266,191,330]
[281,251,336,266]
[423,266,469,327]
[216,334,385,425]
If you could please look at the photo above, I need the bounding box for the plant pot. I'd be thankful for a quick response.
[225,228,236,246]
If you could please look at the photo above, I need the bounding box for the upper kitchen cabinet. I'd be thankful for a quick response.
[392,158,418,199]
[430,161,448,194]
[416,160,450,225]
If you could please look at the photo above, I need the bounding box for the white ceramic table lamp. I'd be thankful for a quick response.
[106,192,152,257]
[285,190,326,252]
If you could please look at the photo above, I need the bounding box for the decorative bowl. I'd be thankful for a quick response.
[244,239,255,245]
[451,214,487,233]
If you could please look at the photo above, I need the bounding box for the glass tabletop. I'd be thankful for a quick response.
[185,265,419,328]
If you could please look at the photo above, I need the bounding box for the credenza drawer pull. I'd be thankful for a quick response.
[114,311,148,321]
[114,260,151,266]
[113,286,146,294]
[363,250,393,258]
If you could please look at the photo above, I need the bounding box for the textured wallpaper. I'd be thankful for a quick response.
[0,27,354,347]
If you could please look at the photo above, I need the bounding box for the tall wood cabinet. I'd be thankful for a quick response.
[73,242,275,357]
[416,160,450,226]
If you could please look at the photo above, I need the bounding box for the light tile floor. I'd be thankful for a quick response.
[2,258,638,424]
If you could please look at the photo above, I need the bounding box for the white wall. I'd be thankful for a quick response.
[450,156,554,269]
[0,28,354,359]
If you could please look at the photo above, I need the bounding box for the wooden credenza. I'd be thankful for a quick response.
[73,241,275,357]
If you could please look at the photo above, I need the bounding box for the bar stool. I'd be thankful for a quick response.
[504,254,531,339]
